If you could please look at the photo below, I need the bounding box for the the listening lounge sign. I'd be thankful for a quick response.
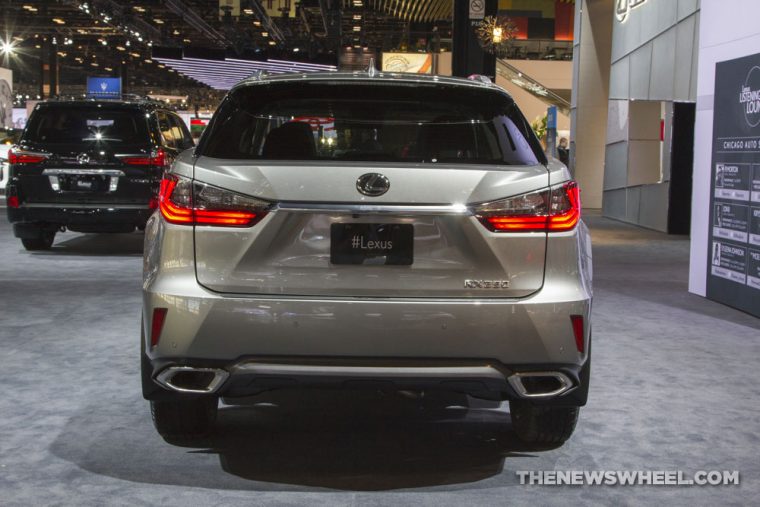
[707,53,760,318]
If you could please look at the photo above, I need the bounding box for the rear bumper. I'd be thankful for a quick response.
[8,204,154,233]
[141,218,594,405]
[148,358,590,405]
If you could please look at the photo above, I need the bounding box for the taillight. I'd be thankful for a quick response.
[8,196,19,208]
[119,148,166,167]
[8,149,48,165]
[158,174,269,227]
[473,181,581,232]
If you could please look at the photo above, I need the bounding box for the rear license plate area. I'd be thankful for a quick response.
[330,223,413,265]
[60,174,108,192]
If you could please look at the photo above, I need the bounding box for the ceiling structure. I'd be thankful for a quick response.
[0,0,453,96]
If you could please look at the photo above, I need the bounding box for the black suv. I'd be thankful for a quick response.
[6,98,194,250]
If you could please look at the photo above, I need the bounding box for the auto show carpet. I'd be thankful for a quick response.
[0,210,758,506]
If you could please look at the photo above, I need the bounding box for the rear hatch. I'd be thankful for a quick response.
[190,79,551,299]
[13,102,161,205]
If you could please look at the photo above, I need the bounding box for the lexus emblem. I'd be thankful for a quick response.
[76,153,90,165]
[356,173,390,197]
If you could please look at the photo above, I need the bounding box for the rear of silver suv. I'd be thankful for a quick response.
[141,72,593,445]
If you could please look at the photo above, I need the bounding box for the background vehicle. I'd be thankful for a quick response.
[5,98,194,250]
[0,128,20,198]
[142,72,593,446]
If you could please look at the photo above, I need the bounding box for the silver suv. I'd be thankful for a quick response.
[141,71,593,445]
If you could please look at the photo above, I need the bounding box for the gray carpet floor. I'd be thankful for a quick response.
[0,209,759,506]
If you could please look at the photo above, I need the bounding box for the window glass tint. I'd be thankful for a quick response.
[157,111,176,149]
[23,105,149,147]
[201,82,544,166]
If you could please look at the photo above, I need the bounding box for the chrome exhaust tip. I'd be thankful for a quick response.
[507,371,574,398]
[156,366,229,394]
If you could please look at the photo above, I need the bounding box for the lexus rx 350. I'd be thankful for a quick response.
[141,71,593,445]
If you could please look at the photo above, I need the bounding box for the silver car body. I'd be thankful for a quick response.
[142,72,593,404]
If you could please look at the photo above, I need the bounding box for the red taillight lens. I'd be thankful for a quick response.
[570,314,585,353]
[158,174,268,227]
[8,196,20,208]
[150,308,168,349]
[120,148,166,167]
[474,181,581,232]
[8,149,48,165]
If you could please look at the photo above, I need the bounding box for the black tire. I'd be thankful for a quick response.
[509,400,579,445]
[151,397,218,442]
[21,232,55,251]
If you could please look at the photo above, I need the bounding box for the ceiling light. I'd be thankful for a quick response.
[243,8,253,15]
[353,14,361,20]
[130,52,140,57]
[52,18,66,24]
[91,62,99,67]
[173,29,180,35]
[268,41,276,45]
[133,6,146,12]
[261,31,269,37]
[353,26,361,31]
[253,20,261,26]
[144,59,153,63]
[293,47,300,52]
[154,18,164,24]
[116,45,125,51]
[0,40,16,55]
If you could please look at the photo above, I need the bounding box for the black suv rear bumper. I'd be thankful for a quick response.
[9,204,154,235]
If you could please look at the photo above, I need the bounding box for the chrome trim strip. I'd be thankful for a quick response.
[42,168,125,176]
[155,366,230,394]
[275,202,471,215]
[20,203,152,209]
[507,371,574,398]
[233,362,505,380]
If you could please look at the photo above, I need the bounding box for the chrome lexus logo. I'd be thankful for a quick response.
[76,153,90,165]
[356,173,390,197]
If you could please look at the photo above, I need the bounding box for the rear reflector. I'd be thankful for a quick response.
[150,308,168,349]
[8,149,48,165]
[473,181,581,232]
[158,174,269,227]
[570,314,584,353]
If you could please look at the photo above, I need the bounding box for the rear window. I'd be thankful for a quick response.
[200,82,545,166]
[23,104,150,148]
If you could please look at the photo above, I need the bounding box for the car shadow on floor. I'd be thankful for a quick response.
[50,389,557,492]
[31,232,144,257]
[178,390,554,491]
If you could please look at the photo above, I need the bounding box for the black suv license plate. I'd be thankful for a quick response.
[330,223,413,265]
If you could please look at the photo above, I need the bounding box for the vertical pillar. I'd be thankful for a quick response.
[452,0,497,79]
[39,41,50,99]
[49,41,58,97]
[569,0,613,209]
[121,61,129,95]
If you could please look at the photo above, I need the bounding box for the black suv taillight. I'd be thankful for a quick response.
[158,174,270,227]
[8,148,48,165]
